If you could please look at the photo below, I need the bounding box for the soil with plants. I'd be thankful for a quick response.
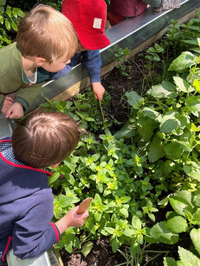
[59,47,175,266]
[41,14,200,266]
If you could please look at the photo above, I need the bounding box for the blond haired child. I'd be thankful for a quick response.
[0,4,78,119]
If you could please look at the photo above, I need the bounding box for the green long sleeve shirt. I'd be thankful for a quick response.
[0,43,49,111]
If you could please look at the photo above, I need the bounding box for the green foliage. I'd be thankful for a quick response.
[41,12,200,265]
[0,2,25,47]
[161,191,200,265]
[116,37,200,192]
[116,242,167,266]
[42,97,162,256]
[115,47,131,77]
[41,88,113,134]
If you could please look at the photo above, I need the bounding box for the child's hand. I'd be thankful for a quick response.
[92,82,105,101]
[5,102,24,119]
[56,206,89,235]
[1,96,14,114]
[65,206,89,228]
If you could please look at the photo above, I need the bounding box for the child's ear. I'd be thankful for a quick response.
[51,163,60,169]
[35,57,46,66]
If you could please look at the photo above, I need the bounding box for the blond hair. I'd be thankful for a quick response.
[16,4,78,62]
[12,111,87,168]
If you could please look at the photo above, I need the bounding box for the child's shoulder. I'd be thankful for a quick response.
[0,43,22,69]
[0,42,20,55]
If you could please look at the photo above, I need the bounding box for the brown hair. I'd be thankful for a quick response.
[16,4,78,62]
[12,111,87,168]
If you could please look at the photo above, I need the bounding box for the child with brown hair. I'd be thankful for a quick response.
[0,4,78,120]
[49,0,110,102]
[0,111,89,265]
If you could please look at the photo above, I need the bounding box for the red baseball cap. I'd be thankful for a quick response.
[62,0,110,50]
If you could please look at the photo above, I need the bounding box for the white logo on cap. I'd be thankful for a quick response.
[93,18,102,29]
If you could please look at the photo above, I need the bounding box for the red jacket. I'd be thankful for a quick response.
[109,0,147,18]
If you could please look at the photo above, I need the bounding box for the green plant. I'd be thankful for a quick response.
[0,2,25,47]
[41,88,114,133]
[115,37,200,192]
[116,243,167,266]
[115,47,131,77]
[40,13,200,264]
[0,4,25,32]
[150,190,200,265]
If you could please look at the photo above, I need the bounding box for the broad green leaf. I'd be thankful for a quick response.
[57,194,75,208]
[147,81,177,99]
[49,172,60,184]
[193,79,200,93]
[66,173,75,185]
[174,190,192,205]
[111,238,120,253]
[6,6,11,16]
[11,21,17,32]
[65,241,73,253]
[93,194,102,203]
[114,123,135,139]
[81,241,93,257]
[173,76,194,93]
[169,199,193,217]
[187,26,200,31]
[64,156,79,172]
[132,215,142,229]
[163,142,185,160]
[191,47,200,54]
[165,216,188,233]
[143,107,162,122]
[104,227,115,234]
[120,207,129,218]
[187,101,200,114]
[164,257,177,266]
[148,135,165,163]
[121,197,132,203]
[137,116,157,142]
[5,19,11,31]
[169,51,195,73]
[183,165,200,181]
[123,228,136,237]
[160,113,180,133]
[150,222,179,244]
[193,194,200,207]
[126,91,144,109]
[190,228,200,255]
[178,246,200,266]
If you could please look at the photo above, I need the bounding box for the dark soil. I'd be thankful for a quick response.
[60,52,176,266]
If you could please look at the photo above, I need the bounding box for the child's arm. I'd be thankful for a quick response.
[81,50,105,101]
[55,206,89,235]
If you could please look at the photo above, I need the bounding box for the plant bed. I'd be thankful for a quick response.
[40,13,200,266]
